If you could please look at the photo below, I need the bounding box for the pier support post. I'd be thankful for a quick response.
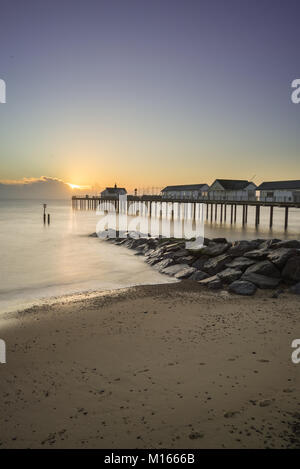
[255,205,260,227]
[269,206,273,228]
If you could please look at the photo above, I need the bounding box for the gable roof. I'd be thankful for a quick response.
[257,180,300,191]
[162,184,208,192]
[210,179,256,190]
[102,187,127,193]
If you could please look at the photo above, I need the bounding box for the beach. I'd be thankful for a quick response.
[0,281,299,449]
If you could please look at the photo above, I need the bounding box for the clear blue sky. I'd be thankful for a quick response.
[0,0,299,189]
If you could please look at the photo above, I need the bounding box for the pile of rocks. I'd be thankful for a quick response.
[103,235,300,296]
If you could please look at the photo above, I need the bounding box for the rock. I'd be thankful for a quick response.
[228,280,257,296]
[242,273,281,289]
[192,255,210,270]
[189,270,209,281]
[199,275,223,289]
[282,257,300,283]
[174,267,197,279]
[217,268,243,283]
[272,240,300,250]
[162,264,190,276]
[211,237,228,243]
[146,256,164,266]
[244,260,281,278]
[203,254,232,275]
[172,249,190,259]
[175,255,195,265]
[227,240,259,257]
[244,249,271,260]
[290,282,300,294]
[225,256,256,271]
[259,239,281,250]
[201,242,231,257]
[153,258,174,272]
[267,248,297,269]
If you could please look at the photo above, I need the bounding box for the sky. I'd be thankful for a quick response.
[0,0,300,195]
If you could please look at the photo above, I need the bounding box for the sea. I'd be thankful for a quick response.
[0,199,299,314]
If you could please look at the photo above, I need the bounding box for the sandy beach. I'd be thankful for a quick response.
[0,281,299,449]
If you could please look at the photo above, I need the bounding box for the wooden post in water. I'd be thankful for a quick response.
[43,204,47,224]
[230,205,233,224]
[269,206,273,228]
[48,213,50,224]
[284,206,289,230]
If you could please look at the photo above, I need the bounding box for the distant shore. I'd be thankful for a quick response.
[0,282,299,448]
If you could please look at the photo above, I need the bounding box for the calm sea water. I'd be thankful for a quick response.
[0,199,175,314]
[0,199,299,315]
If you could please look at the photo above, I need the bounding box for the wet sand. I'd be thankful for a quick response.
[0,282,299,448]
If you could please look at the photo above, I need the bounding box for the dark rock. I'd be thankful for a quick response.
[175,256,195,265]
[272,240,300,250]
[189,270,209,281]
[259,239,281,250]
[146,256,164,266]
[227,240,259,257]
[201,242,231,257]
[203,254,232,275]
[192,255,210,270]
[153,258,174,272]
[199,275,223,289]
[244,260,281,278]
[172,249,190,259]
[211,237,228,243]
[242,273,281,289]
[217,268,243,283]
[282,257,300,283]
[162,264,189,276]
[174,267,197,279]
[244,249,271,260]
[290,282,300,295]
[228,280,257,296]
[267,248,297,269]
[225,256,256,271]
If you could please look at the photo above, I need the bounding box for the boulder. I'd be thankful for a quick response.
[199,275,223,289]
[282,257,300,283]
[244,249,271,260]
[162,264,189,276]
[203,254,232,275]
[201,242,231,257]
[290,282,300,295]
[174,267,197,279]
[189,270,209,281]
[272,240,300,250]
[227,240,259,257]
[225,256,256,271]
[172,249,190,259]
[153,258,174,271]
[244,260,281,278]
[228,280,257,296]
[175,255,196,265]
[242,273,281,289]
[259,239,281,250]
[217,268,243,283]
[146,256,164,266]
[267,248,297,269]
[192,255,210,270]
[211,237,228,243]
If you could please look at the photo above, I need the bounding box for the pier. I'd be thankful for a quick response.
[71,195,300,230]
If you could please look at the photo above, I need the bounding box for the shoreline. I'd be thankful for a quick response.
[0,281,299,448]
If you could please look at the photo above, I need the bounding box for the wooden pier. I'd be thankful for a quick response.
[71,195,300,230]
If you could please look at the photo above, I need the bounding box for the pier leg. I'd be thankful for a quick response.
[206,204,209,220]
[224,204,227,222]
[230,205,233,224]
[234,205,237,223]
[220,204,223,222]
[215,204,218,221]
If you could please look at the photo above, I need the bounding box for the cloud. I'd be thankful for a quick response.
[0,176,73,199]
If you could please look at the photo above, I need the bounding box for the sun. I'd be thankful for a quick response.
[67,183,90,190]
